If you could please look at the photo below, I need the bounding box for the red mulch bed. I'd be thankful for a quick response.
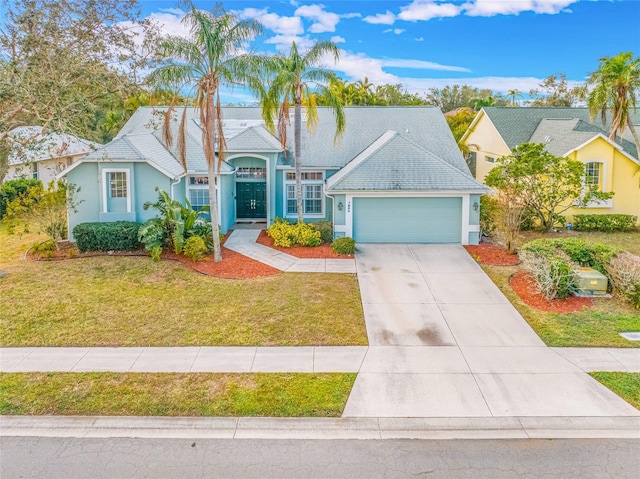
[464,242,520,266]
[256,229,353,259]
[510,271,593,313]
[26,239,280,279]
[163,248,280,279]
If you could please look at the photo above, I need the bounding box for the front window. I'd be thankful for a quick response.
[285,171,324,216]
[188,175,211,211]
[189,188,210,210]
[109,171,127,198]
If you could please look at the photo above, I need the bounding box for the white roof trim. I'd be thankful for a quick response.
[325,130,397,189]
[561,133,639,164]
[56,157,185,181]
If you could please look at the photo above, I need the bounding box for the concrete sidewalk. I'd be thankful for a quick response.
[224,229,356,273]
[3,346,637,374]
[2,415,639,440]
[0,346,367,373]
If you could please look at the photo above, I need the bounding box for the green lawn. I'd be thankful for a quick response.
[477,230,640,348]
[480,263,640,348]
[0,223,367,347]
[590,372,640,410]
[0,372,356,417]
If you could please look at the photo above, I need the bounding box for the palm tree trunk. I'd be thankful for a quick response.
[295,84,303,224]
[207,158,222,262]
[204,90,222,262]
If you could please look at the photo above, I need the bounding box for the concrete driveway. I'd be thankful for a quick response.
[343,244,640,418]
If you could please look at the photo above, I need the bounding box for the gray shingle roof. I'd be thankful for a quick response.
[8,126,99,165]
[482,107,639,159]
[226,125,282,152]
[117,106,469,172]
[327,131,488,192]
[80,135,185,178]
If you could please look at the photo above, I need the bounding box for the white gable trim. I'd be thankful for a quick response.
[562,133,639,164]
[325,130,397,189]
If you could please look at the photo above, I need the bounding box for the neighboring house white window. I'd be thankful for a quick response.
[485,156,495,164]
[578,160,611,208]
[584,161,602,190]
[30,163,38,179]
[102,168,131,213]
[284,171,324,216]
[188,176,211,210]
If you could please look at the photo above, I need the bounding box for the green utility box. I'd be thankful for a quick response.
[574,267,608,296]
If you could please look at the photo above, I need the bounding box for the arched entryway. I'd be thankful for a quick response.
[229,156,268,221]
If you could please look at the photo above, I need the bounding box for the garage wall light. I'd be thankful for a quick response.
[473,201,479,212]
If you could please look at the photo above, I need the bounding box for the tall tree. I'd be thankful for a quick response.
[425,84,502,112]
[506,89,522,107]
[587,52,640,155]
[528,73,586,107]
[147,4,262,262]
[259,41,345,223]
[0,0,156,181]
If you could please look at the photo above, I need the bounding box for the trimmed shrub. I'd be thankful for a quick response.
[573,214,637,232]
[0,178,41,218]
[479,195,497,236]
[521,238,618,275]
[605,252,640,309]
[183,236,207,262]
[331,237,356,255]
[267,218,321,248]
[519,250,576,300]
[73,222,142,252]
[311,221,333,244]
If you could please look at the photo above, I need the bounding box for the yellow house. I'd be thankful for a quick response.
[462,107,640,223]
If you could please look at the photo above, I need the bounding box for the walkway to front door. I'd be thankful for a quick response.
[236,182,266,219]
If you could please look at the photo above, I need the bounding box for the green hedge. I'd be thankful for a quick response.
[331,237,356,255]
[73,222,142,252]
[573,214,637,232]
[0,178,41,218]
[521,237,618,275]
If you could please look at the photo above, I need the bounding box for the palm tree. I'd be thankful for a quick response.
[587,52,640,155]
[147,4,261,262]
[506,89,522,107]
[259,41,345,223]
[354,77,374,105]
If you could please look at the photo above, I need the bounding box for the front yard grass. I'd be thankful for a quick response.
[590,372,640,410]
[0,372,356,417]
[0,223,367,347]
[481,264,640,348]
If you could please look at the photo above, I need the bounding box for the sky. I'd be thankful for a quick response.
[127,1,639,100]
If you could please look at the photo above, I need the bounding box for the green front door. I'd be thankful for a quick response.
[236,182,267,219]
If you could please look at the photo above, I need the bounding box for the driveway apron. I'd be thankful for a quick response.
[343,244,639,418]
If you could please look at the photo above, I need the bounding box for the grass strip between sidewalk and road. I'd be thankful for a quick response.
[0,372,356,417]
[590,372,640,410]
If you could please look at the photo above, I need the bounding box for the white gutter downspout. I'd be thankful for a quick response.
[324,184,337,240]
[170,177,181,200]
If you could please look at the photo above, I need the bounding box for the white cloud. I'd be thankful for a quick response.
[147,9,189,38]
[381,58,470,72]
[264,34,315,52]
[383,28,406,35]
[398,1,462,22]
[415,37,425,41]
[463,0,578,16]
[331,35,346,44]
[363,10,396,25]
[234,8,303,36]
[294,4,360,33]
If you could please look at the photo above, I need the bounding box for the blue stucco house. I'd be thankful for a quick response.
[59,106,488,244]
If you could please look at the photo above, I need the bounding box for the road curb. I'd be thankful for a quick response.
[2,415,639,440]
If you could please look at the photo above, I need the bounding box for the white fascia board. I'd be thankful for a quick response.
[562,133,639,165]
[326,189,490,196]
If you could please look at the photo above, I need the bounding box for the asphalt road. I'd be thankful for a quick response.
[2,437,639,478]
